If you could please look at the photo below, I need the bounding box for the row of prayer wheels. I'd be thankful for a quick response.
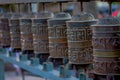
[0,11,120,78]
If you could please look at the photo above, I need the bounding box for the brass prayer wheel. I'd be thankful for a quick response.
[0,13,12,47]
[0,13,3,47]
[48,12,71,58]
[66,12,96,64]
[92,17,120,75]
[20,13,35,51]
[9,13,22,50]
[32,11,53,54]
[92,17,120,57]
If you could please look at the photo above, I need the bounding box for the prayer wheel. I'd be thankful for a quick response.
[48,12,71,59]
[32,11,54,63]
[20,13,35,59]
[0,13,3,47]
[66,12,96,64]
[0,13,12,48]
[92,17,120,75]
[9,13,22,52]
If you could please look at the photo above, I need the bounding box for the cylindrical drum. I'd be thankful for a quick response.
[0,13,3,47]
[92,17,120,75]
[20,13,35,58]
[32,11,53,54]
[20,13,34,50]
[0,13,12,47]
[48,12,71,58]
[66,13,96,64]
[32,11,54,63]
[9,13,22,51]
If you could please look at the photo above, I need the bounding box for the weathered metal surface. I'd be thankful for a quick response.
[32,11,53,54]
[0,14,3,47]
[92,17,120,75]
[94,57,120,75]
[48,12,71,58]
[66,13,96,64]
[0,13,12,47]
[20,13,35,50]
[9,13,22,50]
[92,27,120,57]
[32,11,53,63]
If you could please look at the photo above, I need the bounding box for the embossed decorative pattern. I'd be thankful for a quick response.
[20,19,33,50]
[67,22,93,64]
[0,18,11,47]
[94,57,120,75]
[9,19,21,49]
[32,19,49,54]
[92,26,120,57]
[48,18,70,58]
[92,17,120,75]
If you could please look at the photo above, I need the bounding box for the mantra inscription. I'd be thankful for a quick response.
[48,25,67,38]
[48,24,68,58]
[0,19,11,46]
[32,19,49,54]
[10,25,20,34]
[9,20,21,48]
[94,60,120,75]
[11,36,21,49]
[32,23,48,37]
[20,24,32,34]
[33,40,49,53]
[49,43,68,58]
[21,39,33,50]
[67,27,92,41]
[69,47,93,64]
[20,20,33,50]
[67,25,93,64]
[92,37,120,50]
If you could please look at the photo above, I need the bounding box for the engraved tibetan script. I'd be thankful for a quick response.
[48,25,67,38]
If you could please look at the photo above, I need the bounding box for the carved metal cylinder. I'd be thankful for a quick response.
[0,14,3,46]
[92,26,120,57]
[32,11,53,54]
[48,12,71,58]
[92,17,120,75]
[9,13,22,49]
[66,13,96,64]
[20,14,34,51]
[0,13,12,47]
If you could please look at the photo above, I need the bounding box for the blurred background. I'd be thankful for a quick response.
[1,1,120,18]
